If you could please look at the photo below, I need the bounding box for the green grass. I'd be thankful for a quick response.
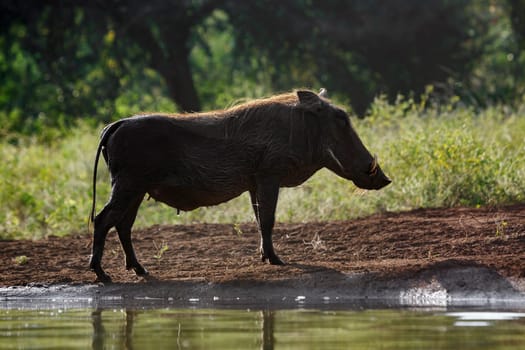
[1,97,525,240]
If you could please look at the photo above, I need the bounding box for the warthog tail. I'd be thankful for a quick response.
[89,120,126,227]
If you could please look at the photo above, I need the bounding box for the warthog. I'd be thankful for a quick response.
[89,89,390,281]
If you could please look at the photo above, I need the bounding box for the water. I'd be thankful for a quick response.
[2,307,525,349]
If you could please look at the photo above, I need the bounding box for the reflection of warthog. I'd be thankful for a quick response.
[89,89,391,282]
[91,308,275,349]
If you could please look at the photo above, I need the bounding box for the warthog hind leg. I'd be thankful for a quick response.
[115,194,147,276]
[90,184,145,282]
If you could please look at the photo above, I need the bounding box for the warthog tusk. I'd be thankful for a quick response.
[327,148,345,173]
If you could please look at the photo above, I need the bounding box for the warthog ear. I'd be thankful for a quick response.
[297,90,322,109]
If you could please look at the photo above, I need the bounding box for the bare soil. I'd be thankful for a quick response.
[2,205,525,290]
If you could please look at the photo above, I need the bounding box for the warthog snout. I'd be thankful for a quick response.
[365,156,391,190]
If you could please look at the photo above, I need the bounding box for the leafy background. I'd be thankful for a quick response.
[1,1,524,239]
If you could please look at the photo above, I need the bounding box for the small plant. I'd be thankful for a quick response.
[495,220,508,237]
[13,255,29,265]
[305,232,327,251]
[153,240,169,260]
[233,223,243,236]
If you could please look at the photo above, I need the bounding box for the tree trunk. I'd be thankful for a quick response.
[162,50,201,112]
[510,0,525,51]
[114,15,202,113]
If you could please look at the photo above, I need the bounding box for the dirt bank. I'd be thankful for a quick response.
[2,205,525,307]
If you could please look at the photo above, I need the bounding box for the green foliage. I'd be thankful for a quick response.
[459,3,525,106]
[359,95,525,210]
[2,2,524,134]
[189,10,275,110]
[0,123,102,239]
[0,10,177,136]
[1,99,524,240]
[2,2,524,242]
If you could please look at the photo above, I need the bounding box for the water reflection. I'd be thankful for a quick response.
[261,310,275,350]
[91,309,104,350]
[90,308,277,350]
[92,309,137,350]
[3,308,525,349]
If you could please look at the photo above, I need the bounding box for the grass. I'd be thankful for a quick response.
[1,96,524,240]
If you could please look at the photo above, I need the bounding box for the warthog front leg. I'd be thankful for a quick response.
[251,178,285,265]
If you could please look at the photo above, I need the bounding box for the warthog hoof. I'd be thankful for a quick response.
[94,270,112,283]
[90,257,112,283]
[125,261,149,276]
[133,265,149,276]
[262,253,285,265]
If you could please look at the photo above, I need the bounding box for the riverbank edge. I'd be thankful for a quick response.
[2,265,525,309]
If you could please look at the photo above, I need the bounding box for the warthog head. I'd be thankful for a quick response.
[297,89,391,190]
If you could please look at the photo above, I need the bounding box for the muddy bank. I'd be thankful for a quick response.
[2,205,525,308]
[2,263,525,309]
